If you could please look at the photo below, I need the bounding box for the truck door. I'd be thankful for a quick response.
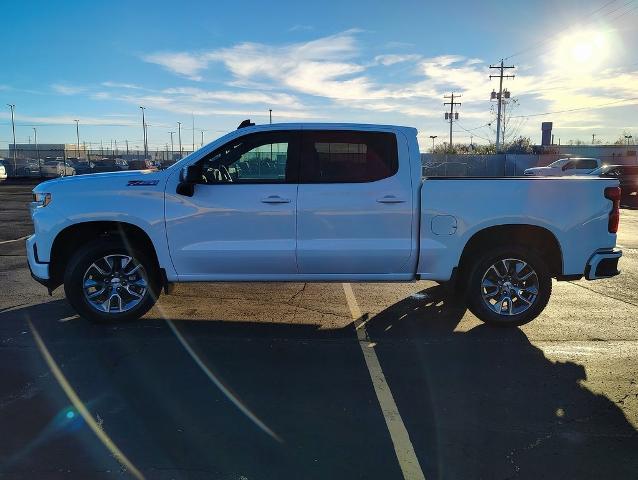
[296,129,414,275]
[165,130,300,277]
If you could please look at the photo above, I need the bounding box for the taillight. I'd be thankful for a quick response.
[604,186,621,233]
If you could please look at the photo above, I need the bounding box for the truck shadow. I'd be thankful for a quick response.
[0,287,637,479]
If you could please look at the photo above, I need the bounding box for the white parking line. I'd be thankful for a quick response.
[342,283,426,480]
[0,236,28,245]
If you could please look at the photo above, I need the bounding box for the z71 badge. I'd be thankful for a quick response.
[127,180,159,186]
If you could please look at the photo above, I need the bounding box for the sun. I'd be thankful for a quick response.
[554,30,608,71]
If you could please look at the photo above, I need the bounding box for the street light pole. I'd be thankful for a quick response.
[177,122,182,157]
[200,130,204,148]
[169,131,175,160]
[7,104,16,174]
[269,109,272,124]
[74,120,81,159]
[192,113,195,153]
[139,106,147,159]
[429,135,437,152]
[33,127,41,177]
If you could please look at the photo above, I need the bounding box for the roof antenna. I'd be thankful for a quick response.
[237,119,255,129]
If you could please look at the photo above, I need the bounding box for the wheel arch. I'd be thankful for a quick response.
[457,224,564,280]
[49,221,161,290]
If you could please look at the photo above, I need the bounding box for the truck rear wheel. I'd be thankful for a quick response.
[465,246,551,327]
[63,238,160,323]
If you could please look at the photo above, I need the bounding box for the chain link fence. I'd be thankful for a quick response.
[0,148,194,178]
[421,153,638,177]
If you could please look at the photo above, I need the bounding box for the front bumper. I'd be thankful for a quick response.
[585,248,622,280]
[26,235,51,288]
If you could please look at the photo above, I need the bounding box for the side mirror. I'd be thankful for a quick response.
[177,164,202,197]
[561,164,570,171]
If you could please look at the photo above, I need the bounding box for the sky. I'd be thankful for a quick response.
[1,0,637,152]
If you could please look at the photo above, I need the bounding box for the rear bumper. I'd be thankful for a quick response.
[26,235,51,288]
[585,248,622,280]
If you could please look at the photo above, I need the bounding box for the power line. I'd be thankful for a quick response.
[455,123,492,142]
[508,96,638,118]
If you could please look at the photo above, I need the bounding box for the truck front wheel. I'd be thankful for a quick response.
[63,238,160,322]
[465,246,551,327]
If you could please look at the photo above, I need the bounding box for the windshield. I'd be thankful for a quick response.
[547,158,570,168]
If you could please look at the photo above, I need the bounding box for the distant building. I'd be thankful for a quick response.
[9,143,85,159]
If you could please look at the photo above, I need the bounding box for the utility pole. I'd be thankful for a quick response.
[169,131,175,159]
[125,139,129,156]
[501,92,510,145]
[139,106,147,159]
[33,127,41,177]
[192,113,195,153]
[200,129,204,147]
[489,59,515,152]
[177,122,182,157]
[429,135,437,152]
[100,139,104,156]
[115,140,118,156]
[592,133,596,145]
[7,104,16,174]
[74,119,80,158]
[443,93,461,148]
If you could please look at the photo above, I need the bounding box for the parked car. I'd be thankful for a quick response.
[127,159,157,170]
[590,164,638,200]
[27,122,622,327]
[40,159,76,177]
[115,158,129,170]
[69,160,95,175]
[91,159,128,173]
[0,160,7,180]
[14,159,42,177]
[524,157,602,176]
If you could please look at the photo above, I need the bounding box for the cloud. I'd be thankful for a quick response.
[288,24,314,32]
[374,54,421,66]
[101,81,144,90]
[142,52,209,81]
[0,112,139,126]
[51,83,87,95]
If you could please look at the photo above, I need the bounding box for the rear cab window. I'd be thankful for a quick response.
[300,130,398,183]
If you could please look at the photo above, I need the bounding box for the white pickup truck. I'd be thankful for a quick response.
[27,122,622,326]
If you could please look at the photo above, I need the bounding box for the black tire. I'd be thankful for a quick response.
[63,237,160,323]
[465,246,552,327]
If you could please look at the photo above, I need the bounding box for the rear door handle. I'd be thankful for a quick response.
[377,195,406,204]
[261,195,291,204]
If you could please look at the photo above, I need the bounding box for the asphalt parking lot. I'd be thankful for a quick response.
[1,181,637,479]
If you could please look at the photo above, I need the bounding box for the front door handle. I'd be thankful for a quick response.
[261,195,291,204]
[377,195,406,204]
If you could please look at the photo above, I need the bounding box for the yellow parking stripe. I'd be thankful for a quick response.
[341,284,426,480]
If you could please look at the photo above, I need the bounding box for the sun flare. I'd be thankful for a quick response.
[554,30,608,71]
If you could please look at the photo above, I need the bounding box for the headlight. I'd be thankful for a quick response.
[32,192,52,207]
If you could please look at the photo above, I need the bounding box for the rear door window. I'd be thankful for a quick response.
[574,160,598,170]
[300,130,398,183]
